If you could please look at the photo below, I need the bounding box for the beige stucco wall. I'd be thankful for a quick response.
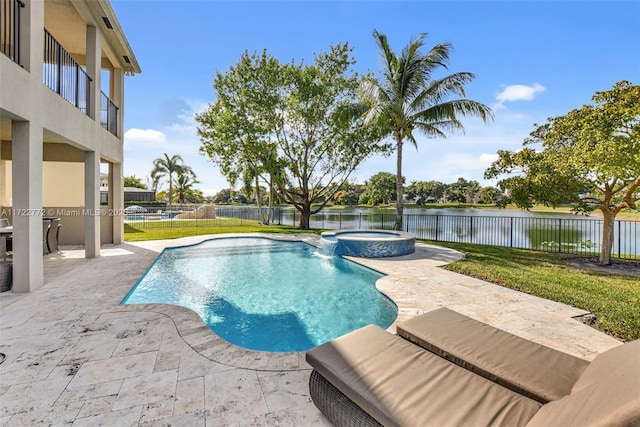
[44,208,114,245]
[1,159,117,244]
[0,160,9,206]
[1,206,113,245]
[1,161,87,206]
[42,162,85,206]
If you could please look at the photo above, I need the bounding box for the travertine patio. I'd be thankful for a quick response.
[0,234,622,426]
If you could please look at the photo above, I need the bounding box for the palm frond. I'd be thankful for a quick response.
[415,100,493,124]
[419,43,452,77]
[365,29,492,155]
[405,132,418,149]
[413,119,464,138]
[412,72,477,111]
[372,30,398,86]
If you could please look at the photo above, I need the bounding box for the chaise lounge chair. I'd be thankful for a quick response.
[306,308,640,427]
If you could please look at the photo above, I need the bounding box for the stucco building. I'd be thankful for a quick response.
[0,0,140,292]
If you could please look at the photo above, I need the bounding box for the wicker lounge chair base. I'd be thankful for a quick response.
[309,370,382,427]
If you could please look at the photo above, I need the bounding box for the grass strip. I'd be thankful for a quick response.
[124,222,319,241]
[430,241,639,342]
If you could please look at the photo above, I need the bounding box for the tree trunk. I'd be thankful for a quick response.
[599,210,615,266]
[255,175,266,224]
[394,133,404,231]
[268,175,274,224]
[299,205,311,230]
[168,176,173,207]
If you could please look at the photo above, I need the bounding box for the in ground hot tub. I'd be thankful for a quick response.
[321,230,415,258]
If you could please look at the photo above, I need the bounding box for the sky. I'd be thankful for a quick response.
[110,0,640,197]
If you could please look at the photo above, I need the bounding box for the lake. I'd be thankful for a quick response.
[274,206,639,258]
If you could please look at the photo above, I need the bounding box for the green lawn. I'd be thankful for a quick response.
[123,225,639,342]
[124,222,319,241]
[430,241,639,342]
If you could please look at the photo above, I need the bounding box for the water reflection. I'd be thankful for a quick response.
[277,207,638,257]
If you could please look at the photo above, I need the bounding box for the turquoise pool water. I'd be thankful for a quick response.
[126,211,181,221]
[121,237,397,352]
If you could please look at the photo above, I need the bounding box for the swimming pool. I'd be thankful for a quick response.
[121,237,397,352]
[126,211,181,222]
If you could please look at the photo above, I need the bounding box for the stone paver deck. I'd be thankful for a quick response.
[0,233,622,425]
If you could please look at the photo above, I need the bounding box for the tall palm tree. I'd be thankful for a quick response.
[150,153,193,206]
[361,30,493,230]
[173,170,200,205]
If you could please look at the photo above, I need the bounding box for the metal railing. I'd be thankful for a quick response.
[43,29,91,115]
[1,0,24,64]
[123,206,640,259]
[101,91,118,135]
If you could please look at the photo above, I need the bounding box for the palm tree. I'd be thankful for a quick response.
[150,154,193,206]
[361,30,493,230]
[173,170,200,205]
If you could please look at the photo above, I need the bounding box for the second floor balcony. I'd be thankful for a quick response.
[2,0,121,137]
[43,29,119,136]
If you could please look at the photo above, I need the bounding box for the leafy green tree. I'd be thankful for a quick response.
[442,177,480,203]
[479,186,501,204]
[331,181,360,205]
[359,172,401,205]
[123,175,147,189]
[184,189,204,204]
[173,171,200,205]
[197,45,387,229]
[406,180,446,204]
[445,178,467,204]
[233,192,249,204]
[485,81,640,265]
[359,29,493,230]
[212,188,232,204]
[240,163,273,224]
[464,180,481,203]
[155,190,167,202]
[150,154,194,206]
[332,191,350,205]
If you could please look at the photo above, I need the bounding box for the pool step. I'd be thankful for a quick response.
[166,243,311,259]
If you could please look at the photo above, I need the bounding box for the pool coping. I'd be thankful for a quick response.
[119,233,452,371]
[320,229,415,242]
[320,229,416,258]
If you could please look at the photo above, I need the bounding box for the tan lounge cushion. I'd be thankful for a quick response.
[306,324,541,427]
[397,308,589,403]
[526,339,640,427]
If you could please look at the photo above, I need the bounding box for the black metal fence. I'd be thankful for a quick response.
[101,91,118,135]
[1,0,24,64]
[124,206,640,260]
[43,29,92,115]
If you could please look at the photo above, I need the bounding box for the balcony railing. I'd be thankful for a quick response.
[101,91,118,136]
[1,0,24,64]
[3,12,121,133]
[43,28,91,116]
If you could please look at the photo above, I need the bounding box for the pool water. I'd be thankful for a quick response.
[122,237,397,352]
[126,211,181,221]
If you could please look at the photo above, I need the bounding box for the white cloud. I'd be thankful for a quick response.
[162,98,209,136]
[497,83,546,102]
[493,83,546,110]
[123,128,167,151]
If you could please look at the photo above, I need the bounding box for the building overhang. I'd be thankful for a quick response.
[70,0,141,75]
